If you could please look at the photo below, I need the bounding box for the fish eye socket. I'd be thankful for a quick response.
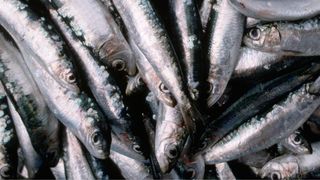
[159,83,170,93]
[67,74,76,83]
[292,134,302,145]
[91,132,103,146]
[112,59,126,71]
[137,76,144,85]
[0,165,10,178]
[132,144,142,153]
[249,28,261,40]
[270,172,281,180]
[165,145,179,159]
[185,168,196,179]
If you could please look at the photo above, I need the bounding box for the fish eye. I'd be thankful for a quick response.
[249,28,261,40]
[191,88,199,100]
[137,76,144,85]
[185,168,196,179]
[0,165,10,178]
[199,140,208,151]
[159,83,170,93]
[112,59,126,71]
[91,131,103,146]
[165,144,178,159]
[292,134,302,145]
[132,144,142,153]
[270,172,281,180]
[67,74,76,83]
[206,81,213,93]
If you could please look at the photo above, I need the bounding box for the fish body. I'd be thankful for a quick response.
[0,0,110,159]
[203,83,320,164]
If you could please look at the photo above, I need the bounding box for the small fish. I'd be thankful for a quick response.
[206,0,245,108]
[261,141,320,179]
[200,0,215,30]
[0,31,60,166]
[0,0,111,159]
[229,0,320,21]
[244,17,320,56]
[175,155,205,179]
[195,64,319,154]
[128,38,176,107]
[125,73,146,96]
[62,128,96,180]
[203,83,320,164]
[238,150,273,168]
[42,0,136,75]
[279,130,312,155]
[112,0,205,135]
[155,103,188,173]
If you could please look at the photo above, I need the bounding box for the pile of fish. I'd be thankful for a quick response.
[0,0,320,179]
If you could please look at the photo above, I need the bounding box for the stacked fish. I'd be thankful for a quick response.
[0,0,320,179]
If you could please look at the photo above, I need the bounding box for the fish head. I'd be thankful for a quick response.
[156,138,181,173]
[176,155,205,179]
[99,40,137,76]
[243,25,281,52]
[125,74,145,96]
[286,131,312,155]
[50,60,79,92]
[261,155,300,179]
[158,82,177,107]
[0,164,14,179]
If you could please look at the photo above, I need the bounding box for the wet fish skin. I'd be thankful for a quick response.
[155,103,188,173]
[49,10,144,157]
[206,0,245,108]
[112,0,204,134]
[128,38,176,107]
[166,0,204,102]
[195,64,319,154]
[0,0,111,159]
[7,97,43,178]
[243,18,320,56]
[215,162,236,180]
[62,129,96,180]
[238,150,273,168]
[229,0,320,21]
[279,130,312,155]
[42,0,136,75]
[0,93,18,179]
[203,83,320,164]
[200,0,215,30]
[261,142,320,179]
[0,31,60,166]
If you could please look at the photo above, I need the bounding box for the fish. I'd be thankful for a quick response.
[112,0,205,135]
[48,10,145,157]
[62,128,96,180]
[279,130,312,155]
[0,31,60,166]
[128,38,176,107]
[0,0,110,159]
[0,88,18,179]
[205,0,245,108]
[203,82,320,164]
[165,0,204,103]
[125,73,146,96]
[215,162,236,180]
[261,141,320,179]
[200,0,215,30]
[195,64,320,154]
[238,150,273,168]
[7,96,43,178]
[229,0,320,21]
[155,103,188,173]
[175,155,205,179]
[243,17,320,56]
[50,159,66,180]
[41,0,137,75]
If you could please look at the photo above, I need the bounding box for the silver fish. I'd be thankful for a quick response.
[155,103,188,173]
[229,0,320,21]
[0,31,60,166]
[112,0,204,134]
[243,18,320,56]
[206,0,245,108]
[261,141,320,179]
[62,128,95,180]
[128,38,176,107]
[0,0,110,159]
[203,83,320,164]
[42,0,136,75]
[200,0,215,30]
[49,10,144,156]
